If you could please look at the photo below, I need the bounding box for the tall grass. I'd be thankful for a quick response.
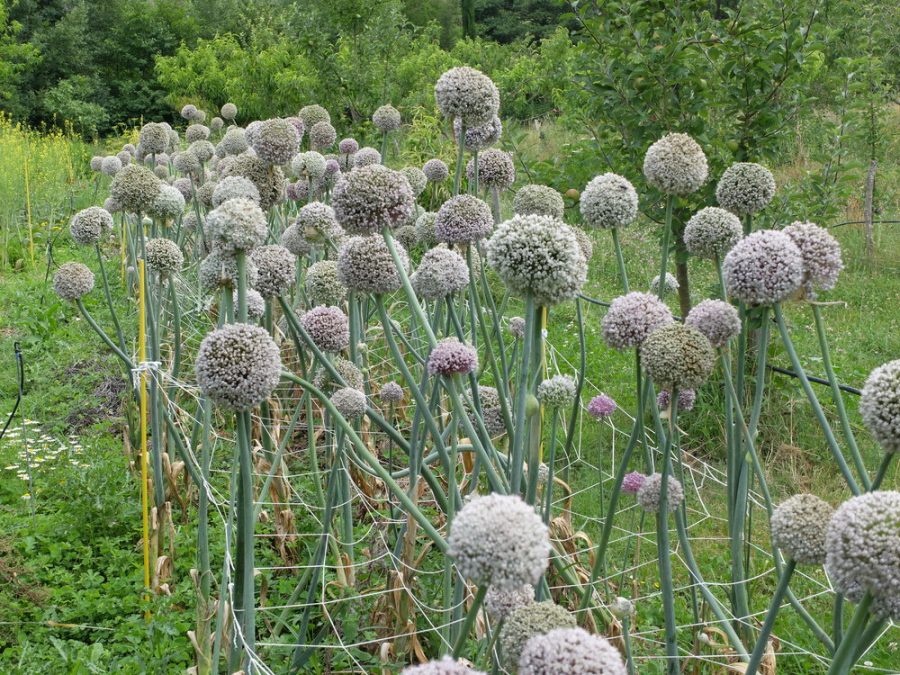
[0,114,90,270]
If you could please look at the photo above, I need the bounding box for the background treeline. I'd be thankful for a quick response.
[1,0,895,137]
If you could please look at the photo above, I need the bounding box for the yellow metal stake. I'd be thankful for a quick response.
[23,150,34,267]
[138,260,151,620]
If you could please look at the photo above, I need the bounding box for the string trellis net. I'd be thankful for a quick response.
[145,286,893,674]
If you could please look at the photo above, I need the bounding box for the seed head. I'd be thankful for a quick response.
[448,493,550,588]
[580,173,638,230]
[513,185,564,219]
[486,215,587,306]
[195,323,281,410]
[601,292,673,350]
[771,494,833,564]
[54,262,95,302]
[643,133,708,195]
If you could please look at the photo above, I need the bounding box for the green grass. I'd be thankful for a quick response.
[1,114,898,672]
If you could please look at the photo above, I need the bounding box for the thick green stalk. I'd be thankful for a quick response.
[812,304,871,489]
[578,374,649,611]
[560,298,587,473]
[168,278,182,381]
[335,428,355,582]
[509,298,537,494]
[194,398,213,675]
[453,124,465,196]
[235,251,248,323]
[872,452,895,489]
[622,615,635,675]
[280,372,448,551]
[94,243,128,354]
[233,410,256,670]
[826,593,873,675]
[542,411,559,524]
[75,299,134,371]
[673,512,749,659]
[733,310,769,633]
[524,307,545,506]
[288,450,343,672]
[773,304,861,494]
[657,395,679,674]
[745,560,796,675]
[610,227,630,293]
[490,187,501,224]
[383,228,437,348]
[452,585,488,658]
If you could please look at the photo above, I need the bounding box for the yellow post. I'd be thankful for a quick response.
[23,150,34,266]
[138,260,151,620]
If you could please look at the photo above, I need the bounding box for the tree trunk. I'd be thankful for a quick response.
[461,0,476,38]
[673,211,692,320]
[864,159,877,260]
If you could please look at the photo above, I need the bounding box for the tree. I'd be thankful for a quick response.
[563,0,821,317]
[461,0,475,38]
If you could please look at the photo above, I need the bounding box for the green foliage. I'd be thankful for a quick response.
[562,1,821,204]
[155,15,569,130]
[473,0,576,44]
[41,75,108,137]
[0,0,39,118]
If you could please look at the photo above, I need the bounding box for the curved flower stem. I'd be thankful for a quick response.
[279,372,448,551]
[278,296,411,454]
[745,559,795,675]
[610,227,630,293]
[375,296,456,480]
[446,375,508,493]
[452,585,488,659]
[657,394,679,675]
[94,243,128,355]
[773,304,861,495]
[383,227,437,348]
[674,511,750,660]
[872,452,895,490]
[811,304,871,490]
[76,299,134,372]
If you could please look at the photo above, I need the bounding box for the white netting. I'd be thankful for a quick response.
[145,280,896,673]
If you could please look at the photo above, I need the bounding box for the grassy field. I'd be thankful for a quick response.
[0,112,898,672]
